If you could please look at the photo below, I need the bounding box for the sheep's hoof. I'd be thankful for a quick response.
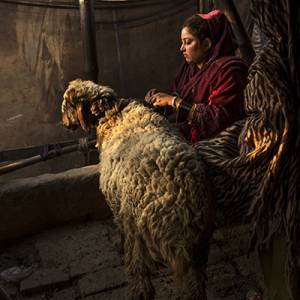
[183,285,207,300]
[183,293,207,300]
[129,278,155,300]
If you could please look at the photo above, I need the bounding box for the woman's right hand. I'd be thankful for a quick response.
[144,88,160,104]
[150,92,174,107]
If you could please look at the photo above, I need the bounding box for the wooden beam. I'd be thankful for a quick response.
[79,0,99,82]
[215,0,255,63]
[198,0,214,13]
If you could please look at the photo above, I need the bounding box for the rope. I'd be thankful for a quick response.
[78,137,89,153]
[0,0,184,10]
[0,0,194,28]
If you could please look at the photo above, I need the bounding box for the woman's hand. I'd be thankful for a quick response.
[145,88,160,104]
[150,92,174,107]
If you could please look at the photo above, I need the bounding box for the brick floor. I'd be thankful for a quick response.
[0,221,263,300]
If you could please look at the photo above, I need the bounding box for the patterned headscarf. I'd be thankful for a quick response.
[250,0,300,99]
[195,1,300,297]
[247,2,300,297]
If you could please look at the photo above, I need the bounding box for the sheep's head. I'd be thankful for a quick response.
[61,79,118,132]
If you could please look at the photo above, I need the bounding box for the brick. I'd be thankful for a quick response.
[78,266,127,296]
[69,249,122,278]
[0,281,18,298]
[233,253,261,277]
[22,288,76,300]
[51,287,77,300]
[35,223,112,269]
[20,268,70,296]
[208,245,227,265]
[84,286,128,300]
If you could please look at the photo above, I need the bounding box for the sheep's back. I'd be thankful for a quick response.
[99,102,214,249]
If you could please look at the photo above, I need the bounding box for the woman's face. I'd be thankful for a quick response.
[180,27,211,65]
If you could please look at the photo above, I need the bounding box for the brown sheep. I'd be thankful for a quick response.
[61,79,215,300]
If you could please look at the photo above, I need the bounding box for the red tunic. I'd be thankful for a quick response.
[171,10,248,142]
[172,57,248,142]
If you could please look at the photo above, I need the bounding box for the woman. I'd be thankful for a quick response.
[146,10,248,143]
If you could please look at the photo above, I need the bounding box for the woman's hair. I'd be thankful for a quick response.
[182,15,211,41]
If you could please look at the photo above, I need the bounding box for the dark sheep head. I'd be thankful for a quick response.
[61,79,118,132]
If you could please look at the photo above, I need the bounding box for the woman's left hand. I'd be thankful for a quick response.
[150,92,174,107]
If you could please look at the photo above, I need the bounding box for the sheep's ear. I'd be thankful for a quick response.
[76,102,91,132]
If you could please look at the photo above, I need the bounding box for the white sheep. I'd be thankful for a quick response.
[61,79,215,300]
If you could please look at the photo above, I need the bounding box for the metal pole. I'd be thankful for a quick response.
[0,140,96,176]
[197,0,202,12]
[79,0,99,82]
[198,0,214,13]
[215,0,255,63]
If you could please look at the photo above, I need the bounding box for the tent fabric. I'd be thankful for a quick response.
[1,0,257,121]
[10,0,196,119]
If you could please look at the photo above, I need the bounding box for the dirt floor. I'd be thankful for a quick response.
[0,221,264,300]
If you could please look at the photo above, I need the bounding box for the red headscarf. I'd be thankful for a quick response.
[198,10,237,63]
[172,10,240,102]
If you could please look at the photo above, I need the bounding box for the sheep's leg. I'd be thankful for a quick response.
[123,217,155,300]
[182,250,208,300]
[118,229,125,254]
[182,265,207,300]
[114,222,125,254]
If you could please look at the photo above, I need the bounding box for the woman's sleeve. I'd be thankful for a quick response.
[187,67,247,140]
